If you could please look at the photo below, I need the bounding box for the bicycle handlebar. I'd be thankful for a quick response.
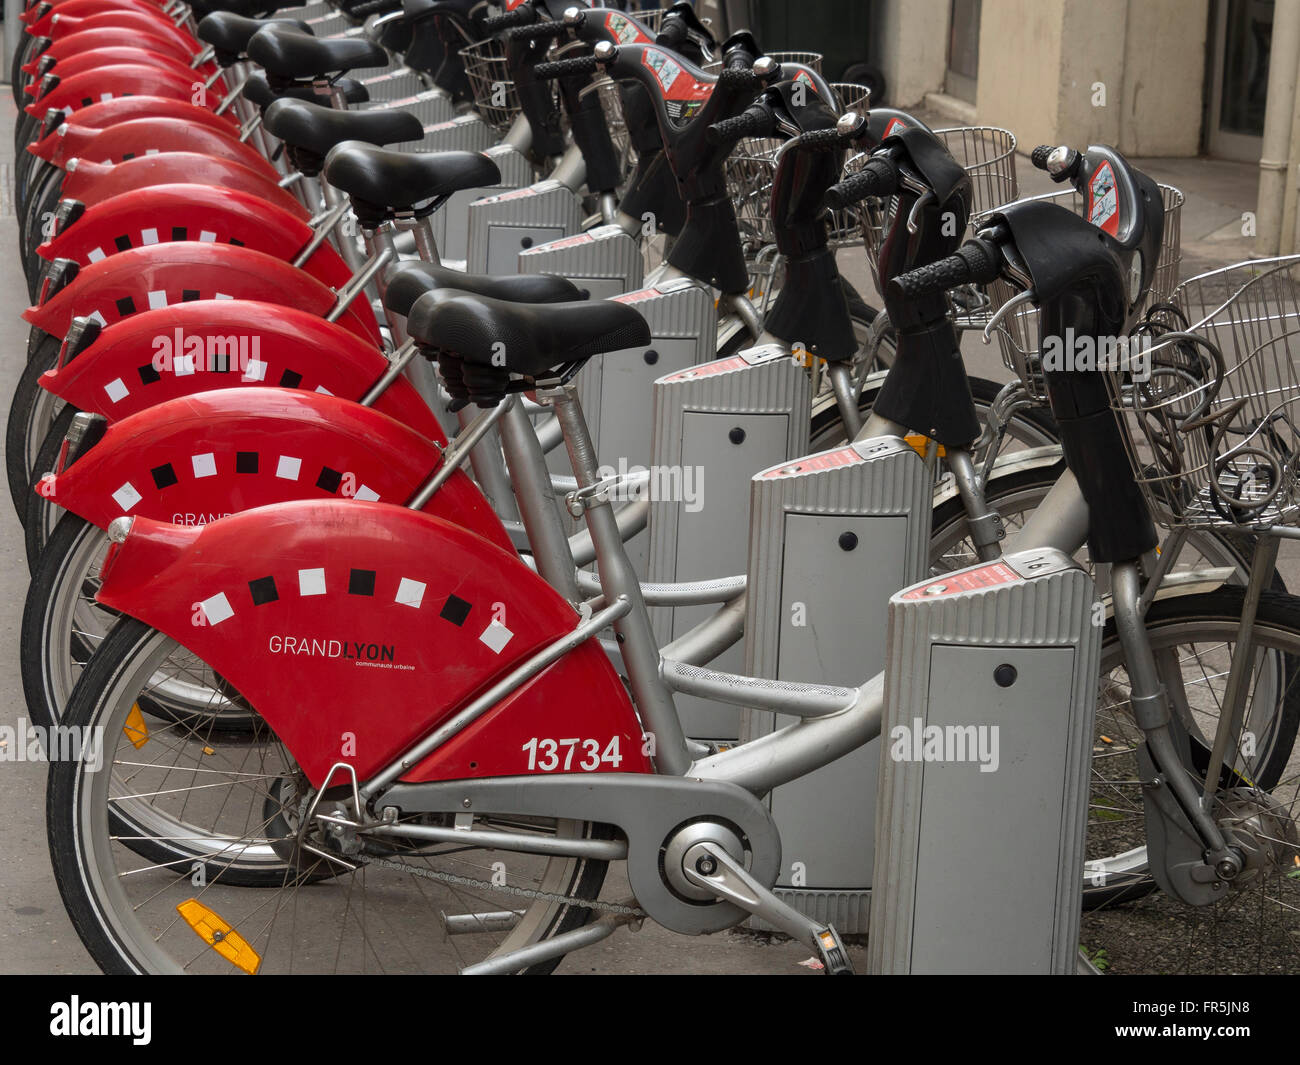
[887,237,1002,301]
[1031,144,1053,170]
[822,157,900,210]
[793,126,850,152]
[704,102,774,146]
[483,6,535,33]
[508,20,567,42]
[534,53,597,79]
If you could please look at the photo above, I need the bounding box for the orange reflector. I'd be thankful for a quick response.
[176,899,261,974]
[904,434,946,458]
[123,704,148,749]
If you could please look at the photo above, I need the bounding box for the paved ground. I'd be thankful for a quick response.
[0,89,1286,975]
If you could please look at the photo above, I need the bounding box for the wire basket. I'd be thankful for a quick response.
[984,182,1184,402]
[459,37,522,135]
[702,51,824,76]
[1110,255,1300,530]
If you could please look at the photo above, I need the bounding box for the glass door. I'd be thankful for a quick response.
[1208,0,1273,161]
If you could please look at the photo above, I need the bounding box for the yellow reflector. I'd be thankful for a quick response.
[176,899,261,974]
[123,704,148,749]
[904,434,946,458]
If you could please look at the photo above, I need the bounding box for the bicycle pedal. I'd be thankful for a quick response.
[813,926,854,975]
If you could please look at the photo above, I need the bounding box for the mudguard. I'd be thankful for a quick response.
[25,0,166,30]
[33,116,257,173]
[36,184,353,291]
[23,244,381,348]
[97,502,650,786]
[22,27,201,74]
[44,12,201,55]
[25,64,226,120]
[59,154,308,219]
[31,4,181,39]
[39,389,505,550]
[25,48,218,94]
[40,300,442,440]
[30,98,238,163]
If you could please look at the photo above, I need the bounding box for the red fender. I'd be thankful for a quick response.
[31,111,249,170]
[45,12,200,55]
[24,244,381,349]
[40,301,442,440]
[23,27,201,74]
[31,3,180,39]
[38,389,504,551]
[25,48,219,94]
[60,154,309,220]
[24,0,166,27]
[25,64,225,120]
[37,184,354,291]
[96,502,649,786]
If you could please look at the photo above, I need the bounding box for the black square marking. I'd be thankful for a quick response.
[235,451,259,474]
[113,234,132,252]
[80,97,93,108]
[316,466,343,493]
[181,289,200,302]
[229,238,244,247]
[121,152,135,161]
[137,363,161,385]
[114,296,135,317]
[172,227,187,242]
[248,576,278,605]
[440,594,471,626]
[348,569,376,596]
[150,463,178,490]
[279,369,303,388]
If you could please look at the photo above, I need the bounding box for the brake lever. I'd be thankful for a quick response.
[982,288,1036,344]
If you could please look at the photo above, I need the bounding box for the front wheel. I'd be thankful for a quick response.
[49,616,612,974]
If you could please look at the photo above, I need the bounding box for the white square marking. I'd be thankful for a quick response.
[298,568,326,596]
[88,310,106,327]
[146,289,167,310]
[478,621,514,654]
[99,92,113,102]
[191,453,217,478]
[314,385,334,396]
[140,228,159,246]
[276,455,301,480]
[199,592,234,626]
[395,578,426,608]
[242,359,268,382]
[174,354,196,376]
[353,485,380,502]
[199,230,217,243]
[112,481,142,512]
[214,292,234,300]
[86,247,105,263]
[103,377,129,403]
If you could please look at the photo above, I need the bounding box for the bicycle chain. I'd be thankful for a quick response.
[358,853,647,917]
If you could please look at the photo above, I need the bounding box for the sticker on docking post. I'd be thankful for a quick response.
[1088,161,1119,236]
[899,561,1021,600]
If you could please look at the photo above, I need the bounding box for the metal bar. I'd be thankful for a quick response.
[365,822,628,860]
[1137,527,1188,615]
[1201,534,1280,802]
[660,592,747,665]
[292,201,350,268]
[359,339,418,406]
[460,907,634,975]
[827,362,862,437]
[574,569,746,606]
[443,911,523,936]
[405,400,511,511]
[360,597,633,799]
[661,659,857,716]
[568,499,649,567]
[325,246,393,323]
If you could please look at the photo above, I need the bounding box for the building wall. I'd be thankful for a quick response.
[876,0,1209,156]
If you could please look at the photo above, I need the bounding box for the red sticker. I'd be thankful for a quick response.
[605,11,650,45]
[526,232,593,252]
[884,117,909,137]
[760,446,862,478]
[899,561,1020,600]
[1087,160,1119,237]
[658,356,747,381]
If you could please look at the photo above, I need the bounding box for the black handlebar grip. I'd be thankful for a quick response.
[714,66,759,94]
[656,14,688,51]
[705,105,774,146]
[534,54,598,79]
[887,238,1002,302]
[1031,145,1054,171]
[793,127,848,152]
[483,6,536,33]
[822,158,900,210]
[508,20,567,42]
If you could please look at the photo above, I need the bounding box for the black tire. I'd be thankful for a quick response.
[21,164,63,288]
[7,330,62,522]
[841,62,886,108]
[1081,588,1300,940]
[23,402,76,572]
[50,618,612,973]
